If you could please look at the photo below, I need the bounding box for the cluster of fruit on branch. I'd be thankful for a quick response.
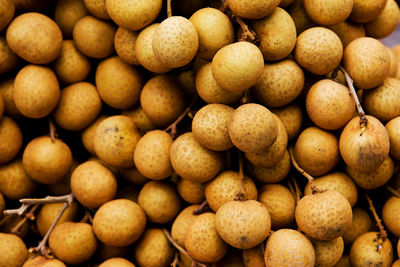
[0,0,400,266]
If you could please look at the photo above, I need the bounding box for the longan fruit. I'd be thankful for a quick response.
[212,42,264,92]
[36,202,79,236]
[134,130,173,180]
[140,75,185,127]
[53,40,91,84]
[81,115,107,155]
[303,0,353,26]
[227,0,280,19]
[53,82,102,131]
[258,184,295,229]
[0,159,37,200]
[176,178,205,204]
[83,0,110,19]
[365,0,399,38]
[23,256,66,267]
[340,115,390,173]
[73,15,115,58]
[304,172,358,207]
[363,77,400,122]
[94,115,141,168]
[264,229,315,267]
[106,0,162,31]
[0,36,19,75]
[334,254,351,267]
[195,62,242,105]
[252,59,304,108]
[189,8,234,60]
[152,16,198,68]
[71,160,117,208]
[6,12,62,64]
[49,222,97,265]
[14,65,60,119]
[342,208,373,245]
[328,21,366,48]
[138,181,181,224]
[118,166,149,185]
[294,127,340,176]
[0,233,28,267]
[184,212,228,263]
[114,27,139,65]
[349,0,388,23]
[310,237,344,267]
[93,199,146,247]
[287,0,316,35]
[387,47,399,78]
[46,160,75,196]
[134,228,175,267]
[386,116,400,160]
[171,205,200,247]
[343,37,390,89]
[54,0,88,37]
[95,56,142,110]
[242,245,264,267]
[0,116,22,164]
[99,258,135,267]
[382,196,400,237]
[252,8,297,61]
[294,27,343,75]
[295,190,353,240]
[271,102,303,141]
[0,0,14,31]
[170,132,224,183]
[23,136,73,184]
[121,107,156,132]
[205,170,258,212]
[216,200,271,249]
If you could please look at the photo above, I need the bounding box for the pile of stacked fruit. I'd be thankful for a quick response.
[0,0,400,266]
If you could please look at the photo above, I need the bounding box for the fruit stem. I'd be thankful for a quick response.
[288,147,320,194]
[339,66,368,128]
[11,204,39,235]
[171,252,179,267]
[162,228,208,267]
[167,0,172,17]
[290,176,301,204]
[0,215,11,227]
[386,185,400,198]
[365,194,387,244]
[164,95,198,139]
[49,119,57,143]
[81,210,93,224]
[193,200,209,215]
[240,90,251,104]
[234,152,246,201]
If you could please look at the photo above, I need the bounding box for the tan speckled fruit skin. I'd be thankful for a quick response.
[340,115,390,173]
[0,233,28,267]
[295,190,353,240]
[247,150,291,184]
[192,103,234,151]
[229,103,278,153]
[23,136,73,184]
[195,63,242,104]
[215,200,271,249]
[398,240,400,259]
[0,89,5,120]
[212,42,264,92]
[185,213,228,263]
[387,48,399,77]
[190,8,234,60]
[259,184,295,229]
[343,37,390,89]
[99,258,135,267]
[135,24,172,74]
[252,8,296,61]
[287,0,317,35]
[252,59,304,108]
[205,170,257,212]
[272,102,303,141]
[243,245,264,267]
[14,65,60,119]
[53,82,102,131]
[23,255,66,267]
[294,27,343,75]
[349,0,387,23]
[264,229,315,267]
[6,12,62,64]
[94,115,141,168]
[170,132,224,183]
[36,202,78,237]
[0,159,36,200]
[54,0,88,38]
[294,127,339,176]
[0,0,14,31]
[311,237,344,267]
[328,22,366,48]
[53,40,91,84]
[342,208,373,245]
[365,0,399,38]
[245,114,288,167]
[84,0,110,19]
[140,75,185,127]
[304,172,358,207]
[227,0,280,19]
[382,197,400,237]
[122,107,156,132]
[138,181,181,224]
[134,130,173,180]
[152,16,198,68]
[350,232,393,267]
[49,222,97,265]
[306,79,355,130]
[363,78,400,122]
[114,27,139,65]
[73,16,115,59]
[177,178,205,204]
[0,36,19,75]
[71,161,117,208]
[303,0,353,26]
[386,117,400,160]
[81,116,107,155]
[106,0,162,31]
[171,205,199,247]
[334,254,351,267]
[0,116,22,164]
[93,199,146,247]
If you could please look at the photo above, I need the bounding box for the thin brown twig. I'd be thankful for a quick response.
[4,203,31,216]
[11,204,40,234]
[162,228,207,267]
[365,194,387,246]
[235,152,246,201]
[386,186,400,198]
[171,252,179,267]
[290,176,301,204]
[288,147,319,194]
[167,0,172,17]
[193,200,209,215]
[0,215,11,227]
[164,96,198,138]
[20,194,74,205]
[49,119,57,143]
[81,210,93,224]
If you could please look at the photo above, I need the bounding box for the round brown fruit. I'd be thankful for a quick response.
[0,233,28,267]
[54,0,88,37]
[121,107,156,132]
[386,116,400,160]
[0,0,14,31]
[36,202,78,237]
[365,0,400,39]
[81,115,107,155]
[382,196,400,237]
[176,178,205,204]
[242,245,264,267]
[171,205,200,247]
[271,102,303,141]
[23,256,66,267]
[0,116,22,164]
[342,208,373,245]
[114,27,139,65]
[83,0,110,19]
[310,237,344,267]
[0,36,19,75]
[287,0,317,35]
[99,258,135,267]
[227,0,280,19]
[328,21,366,48]
[350,0,389,23]
[303,0,353,26]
